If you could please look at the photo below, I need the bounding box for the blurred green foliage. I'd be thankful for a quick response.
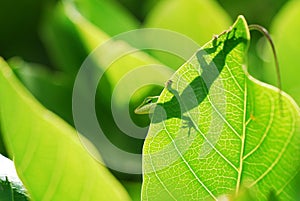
[0,0,296,169]
[0,1,299,199]
[0,0,289,66]
[0,58,131,201]
[0,0,290,97]
[0,0,56,66]
[143,0,231,68]
[263,0,300,104]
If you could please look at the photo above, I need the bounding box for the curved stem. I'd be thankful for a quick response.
[249,24,282,110]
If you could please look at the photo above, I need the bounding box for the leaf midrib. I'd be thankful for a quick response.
[235,75,247,194]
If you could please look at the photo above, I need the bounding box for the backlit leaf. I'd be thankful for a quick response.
[0,58,131,201]
[142,16,300,201]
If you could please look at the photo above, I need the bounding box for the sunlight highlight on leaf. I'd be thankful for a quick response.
[142,16,300,201]
[0,58,131,201]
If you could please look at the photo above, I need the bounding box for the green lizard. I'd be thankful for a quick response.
[134,24,281,116]
[134,96,159,114]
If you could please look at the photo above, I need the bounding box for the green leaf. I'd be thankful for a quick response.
[43,0,171,105]
[0,58,131,201]
[0,154,29,201]
[0,130,7,156]
[268,191,281,201]
[229,187,256,201]
[292,172,300,200]
[8,57,73,125]
[67,2,172,173]
[72,0,139,36]
[63,0,175,123]
[142,16,300,201]
[67,6,169,89]
[262,0,300,105]
[41,0,139,74]
[144,0,232,68]
[42,0,173,176]
[121,181,142,201]
[41,2,88,74]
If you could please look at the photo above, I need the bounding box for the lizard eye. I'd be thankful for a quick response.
[145,99,153,104]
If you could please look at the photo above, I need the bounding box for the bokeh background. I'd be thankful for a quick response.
[0,0,299,200]
[0,0,288,66]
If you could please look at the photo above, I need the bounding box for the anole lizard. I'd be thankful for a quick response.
[134,96,159,114]
[135,24,281,115]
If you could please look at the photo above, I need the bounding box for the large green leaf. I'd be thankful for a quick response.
[72,0,139,36]
[42,0,174,177]
[43,0,171,109]
[0,58,73,157]
[8,58,73,125]
[41,0,138,74]
[66,1,170,91]
[262,0,300,105]
[41,2,88,74]
[142,16,300,200]
[67,1,173,174]
[0,58,131,201]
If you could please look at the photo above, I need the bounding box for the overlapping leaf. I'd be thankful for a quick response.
[41,0,139,74]
[41,0,173,176]
[0,58,130,201]
[8,58,73,125]
[142,16,300,200]
[72,0,139,36]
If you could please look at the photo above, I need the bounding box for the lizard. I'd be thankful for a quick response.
[135,24,281,117]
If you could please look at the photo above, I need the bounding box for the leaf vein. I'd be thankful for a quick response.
[235,76,247,194]
[162,120,217,200]
[148,131,178,201]
[249,105,295,187]
[243,93,275,160]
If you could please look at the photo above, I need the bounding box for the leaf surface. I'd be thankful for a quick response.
[72,0,139,36]
[8,58,73,125]
[68,2,172,173]
[42,0,174,175]
[0,58,131,201]
[142,16,300,201]
[41,0,138,74]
